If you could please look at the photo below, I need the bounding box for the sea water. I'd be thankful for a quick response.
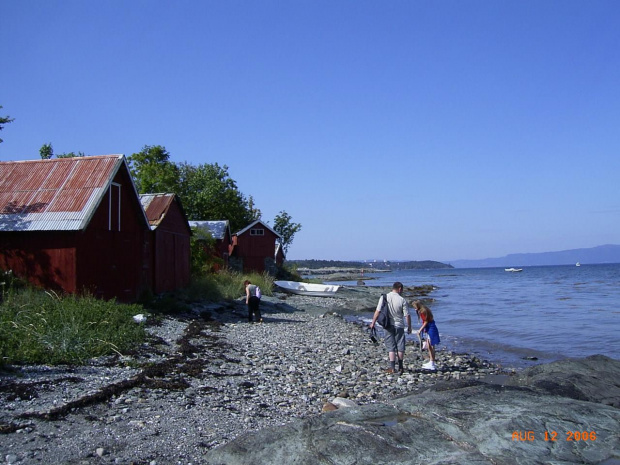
[329,263,620,369]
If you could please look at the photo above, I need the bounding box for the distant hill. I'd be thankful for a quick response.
[450,244,620,268]
[288,259,453,270]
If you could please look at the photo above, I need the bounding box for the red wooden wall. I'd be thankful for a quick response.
[151,200,190,294]
[234,226,279,273]
[73,166,150,301]
[0,164,151,302]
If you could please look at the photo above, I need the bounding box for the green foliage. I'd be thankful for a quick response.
[0,288,146,365]
[177,162,254,231]
[128,145,180,194]
[189,226,224,275]
[1,269,23,293]
[0,105,14,143]
[177,270,274,303]
[38,143,85,159]
[39,143,53,159]
[181,275,225,302]
[273,210,302,255]
[275,263,305,281]
[128,148,257,232]
[247,195,262,222]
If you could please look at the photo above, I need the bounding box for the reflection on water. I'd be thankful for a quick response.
[334,264,620,369]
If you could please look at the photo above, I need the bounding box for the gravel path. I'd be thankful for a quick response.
[0,293,503,465]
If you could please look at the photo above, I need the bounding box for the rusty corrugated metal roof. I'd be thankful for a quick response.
[0,155,130,231]
[140,193,175,229]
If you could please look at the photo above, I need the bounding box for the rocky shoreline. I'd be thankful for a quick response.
[0,289,504,464]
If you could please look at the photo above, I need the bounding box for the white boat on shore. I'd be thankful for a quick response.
[505,268,523,272]
[274,280,341,297]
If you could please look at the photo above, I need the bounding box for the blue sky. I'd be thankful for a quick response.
[2,1,619,262]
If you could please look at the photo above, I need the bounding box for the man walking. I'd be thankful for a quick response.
[369,282,412,374]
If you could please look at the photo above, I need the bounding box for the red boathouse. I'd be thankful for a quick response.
[0,155,151,301]
[230,220,283,274]
[140,193,191,294]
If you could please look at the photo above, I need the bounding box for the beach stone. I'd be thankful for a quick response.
[2,291,616,465]
[330,397,358,409]
[204,356,620,465]
[321,402,338,412]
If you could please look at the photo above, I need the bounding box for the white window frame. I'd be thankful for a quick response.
[109,183,121,231]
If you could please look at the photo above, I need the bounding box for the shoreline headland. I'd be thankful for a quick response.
[297,263,452,282]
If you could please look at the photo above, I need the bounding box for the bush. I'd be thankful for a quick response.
[177,270,275,302]
[0,288,146,365]
[276,263,305,282]
[0,269,26,304]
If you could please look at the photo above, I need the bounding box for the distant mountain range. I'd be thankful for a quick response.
[450,244,620,268]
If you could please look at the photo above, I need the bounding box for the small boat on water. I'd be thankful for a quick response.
[274,280,340,297]
[505,268,523,272]
[576,262,581,267]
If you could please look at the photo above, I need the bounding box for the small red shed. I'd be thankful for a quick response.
[0,155,151,301]
[230,220,282,274]
[140,194,191,294]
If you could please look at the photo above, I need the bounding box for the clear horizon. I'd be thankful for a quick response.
[2,1,619,261]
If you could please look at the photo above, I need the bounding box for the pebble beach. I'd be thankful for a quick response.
[0,290,507,465]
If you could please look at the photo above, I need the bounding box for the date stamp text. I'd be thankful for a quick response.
[512,431,597,442]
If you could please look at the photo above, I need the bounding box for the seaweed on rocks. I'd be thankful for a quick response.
[0,422,20,434]
[0,295,516,464]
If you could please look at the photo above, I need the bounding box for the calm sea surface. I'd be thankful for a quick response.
[328,264,620,369]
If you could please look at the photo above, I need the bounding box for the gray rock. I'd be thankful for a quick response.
[2,290,615,465]
[329,397,358,409]
[203,356,620,465]
[504,354,620,408]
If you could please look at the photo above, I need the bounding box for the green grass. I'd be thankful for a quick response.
[0,288,146,366]
[177,270,275,302]
[0,268,278,367]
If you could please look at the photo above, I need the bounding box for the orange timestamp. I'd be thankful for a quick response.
[512,431,598,442]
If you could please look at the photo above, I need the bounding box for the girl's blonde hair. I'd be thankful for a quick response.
[413,300,433,323]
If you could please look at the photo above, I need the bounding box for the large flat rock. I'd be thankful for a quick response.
[204,356,620,465]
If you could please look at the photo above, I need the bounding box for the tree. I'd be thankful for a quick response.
[127,146,258,231]
[177,162,254,231]
[247,195,262,221]
[39,143,86,159]
[273,210,302,255]
[189,226,223,275]
[127,145,180,194]
[0,106,14,143]
[40,143,53,159]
